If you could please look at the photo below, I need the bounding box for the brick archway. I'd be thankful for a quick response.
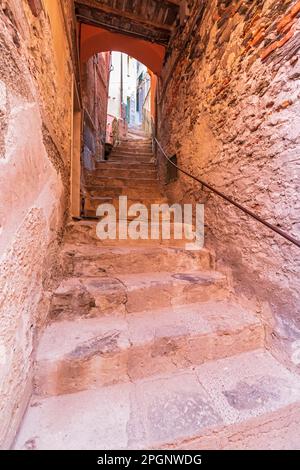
[80,24,165,75]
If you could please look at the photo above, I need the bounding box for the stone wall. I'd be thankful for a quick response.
[0,0,75,448]
[158,0,300,371]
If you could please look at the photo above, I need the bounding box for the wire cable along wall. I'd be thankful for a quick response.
[154,137,300,249]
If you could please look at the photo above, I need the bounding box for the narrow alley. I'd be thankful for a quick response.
[0,0,300,452]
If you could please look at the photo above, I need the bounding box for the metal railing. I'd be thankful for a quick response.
[154,136,300,248]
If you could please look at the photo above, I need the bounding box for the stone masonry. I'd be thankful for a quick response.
[158,0,300,371]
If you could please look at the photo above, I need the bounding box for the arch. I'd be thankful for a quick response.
[80,24,165,75]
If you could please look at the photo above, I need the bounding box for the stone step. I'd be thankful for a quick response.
[15,350,300,449]
[61,245,214,276]
[111,147,153,151]
[108,155,155,163]
[84,197,177,213]
[113,147,153,154]
[89,168,157,179]
[118,149,153,153]
[117,140,152,147]
[108,159,155,166]
[82,208,181,220]
[86,186,163,198]
[84,196,168,210]
[49,270,228,321]
[83,208,172,219]
[113,141,152,147]
[96,161,156,171]
[85,176,159,188]
[33,302,263,397]
[123,135,151,140]
[110,149,153,156]
[83,196,169,218]
[64,220,200,247]
[123,134,151,138]
[82,208,189,221]
[119,136,151,141]
[110,149,153,155]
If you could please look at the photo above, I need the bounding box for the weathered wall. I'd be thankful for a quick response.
[0,0,75,448]
[81,52,110,169]
[158,0,300,370]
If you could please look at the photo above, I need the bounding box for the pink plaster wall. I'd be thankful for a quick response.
[0,0,74,448]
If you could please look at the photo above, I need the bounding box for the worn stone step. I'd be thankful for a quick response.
[122,134,151,139]
[109,151,153,158]
[117,149,153,154]
[108,155,154,163]
[82,208,189,221]
[90,179,156,191]
[108,151,154,163]
[86,187,124,198]
[118,137,151,142]
[111,147,153,153]
[84,198,184,219]
[89,168,157,179]
[108,159,155,166]
[112,142,152,148]
[33,302,263,397]
[83,196,169,219]
[49,270,228,321]
[110,149,153,157]
[112,147,153,155]
[85,176,159,188]
[84,196,168,210]
[120,138,152,143]
[84,196,167,220]
[15,350,300,449]
[96,161,156,171]
[64,220,200,247]
[116,141,152,148]
[62,245,214,276]
[86,185,163,198]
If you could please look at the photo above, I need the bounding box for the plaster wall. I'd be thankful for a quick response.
[0,0,74,448]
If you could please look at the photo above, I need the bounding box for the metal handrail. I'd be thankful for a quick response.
[154,137,300,248]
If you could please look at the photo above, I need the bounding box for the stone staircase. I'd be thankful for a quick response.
[84,138,163,217]
[14,138,300,450]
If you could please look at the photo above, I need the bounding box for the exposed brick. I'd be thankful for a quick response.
[277,1,300,31]
[261,29,294,60]
[281,20,295,35]
[277,14,294,32]
[249,29,265,47]
[260,42,278,61]
[290,1,300,17]
[248,12,262,31]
